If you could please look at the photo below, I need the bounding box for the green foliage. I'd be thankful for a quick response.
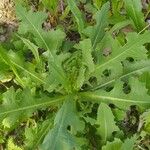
[77,39,95,73]
[80,78,150,109]
[7,138,22,150]
[96,103,119,144]
[0,87,65,128]
[90,31,150,87]
[40,98,84,150]
[15,4,71,92]
[0,0,150,149]
[17,35,40,64]
[102,138,123,150]
[102,136,136,150]
[41,0,59,14]
[67,0,85,34]
[24,119,53,150]
[84,2,110,50]
[121,136,136,150]
[124,0,146,31]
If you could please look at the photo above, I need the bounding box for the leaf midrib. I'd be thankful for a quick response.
[91,63,150,90]
[92,4,109,50]
[0,96,65,116]
[103,109,107,142]
[18,8,54,60]
[18,9,69,87]
[130,3,140,30]
[34,121,52,149]
[12,61,46,84]
[92,19,105,50]
[50,100,68,150]
[80,93,150,104]
[95,33,149,71]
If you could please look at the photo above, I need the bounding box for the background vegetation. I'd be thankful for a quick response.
[0,0,150,149]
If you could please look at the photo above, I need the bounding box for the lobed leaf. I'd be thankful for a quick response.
[17,35,40,64]
[0,46,45,86]
[92,60,150,90]
[66,0,85,34]
[102,136,136,150]
[121,135,136,150]
[79,78,150,109]
[96,103,119,144]
[40,97,84,150]
[25,119,53,150]
[102,138,123,150]
[0,87,65,127]
[83,2,110,50]
[16,4,70,91]
[90,31,150,86]
[124,0,145,31]
[77,39,95,73]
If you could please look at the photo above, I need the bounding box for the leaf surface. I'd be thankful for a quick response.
[66,0,85,34]
[77,39,95,73]
[16,4,70,91]
[17,35,40,63]
[92,60,150,90]
[0,87,65,127]
[102,138,122,150]
[96,103,119,143]
[121,136,136,150]
[40,97,84,150]
[25,119,53,150]
[84,2,110,50]
[0,46,45,85]
[80,78,150,109]
[124,0,145,31]
[90,31,150,85]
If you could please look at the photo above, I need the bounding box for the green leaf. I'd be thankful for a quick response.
[25,119,53,150]
[91,31,150,85]
[0,54,13,83]
[101,136,136,150]
[40,97,84,150]
[16,4,54,59]
[92,60,150,90]
[66,0,85,34]
[124,0,145,31]
[17,35,40,64]
[102,138,122,150]
[16,4,70,91]
[80,78,150,109]
[140,110,150,132]
[121,136,136,150]
[42,0,59,13]
[140,72,150,94]
[0,46,25,87]
[109,20,132,34]
[36,29,70,91]
[77,39,95,73]
[111,0,124,15]
[15,4,47,36]
[96,103,119,144]
[44,51,71,93]
[0,46,45,86]
[93,0,103,9]
[7,138,23,150]
[15,4,65,58]
[0,87,65,127]
[76,66,86,90]
[83,2,110,50]
[35,29,66,55]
